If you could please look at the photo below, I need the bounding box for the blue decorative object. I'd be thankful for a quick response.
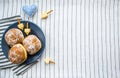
[22,4,37,17]
[2,21,46,64]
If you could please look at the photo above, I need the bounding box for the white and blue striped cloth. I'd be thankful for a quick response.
[0,15,37,75]
[0,0,120,78]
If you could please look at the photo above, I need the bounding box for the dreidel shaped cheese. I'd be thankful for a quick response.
[17,19,24,30]
[45,57,55,64]
[41,10,53,19]
[24,22,31,35]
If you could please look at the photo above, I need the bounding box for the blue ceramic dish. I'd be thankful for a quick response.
[2,21,46,64]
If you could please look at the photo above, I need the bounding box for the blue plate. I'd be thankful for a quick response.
[2,21,46,64]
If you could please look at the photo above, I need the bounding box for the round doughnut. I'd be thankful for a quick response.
[23,35,42,55]
[8,44,27,64]
[5,28,24,47]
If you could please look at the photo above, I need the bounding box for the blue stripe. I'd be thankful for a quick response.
[0,24,11,27]
[0,19,22,24]
[0,63,13,68]
[0,15,20,21]
[0,60,9,63]
[0,28,7,31]
[0,65,15,69]
[0,54,4,56]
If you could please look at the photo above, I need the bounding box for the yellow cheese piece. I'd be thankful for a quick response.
[41,13,48,19]
[24,28,31,35]
[45,57,55,64]
[18,23,24,30]
[41,10,53,19]
[24,22,31,35]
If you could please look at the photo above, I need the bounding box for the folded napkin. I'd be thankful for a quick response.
[0,15,38,75]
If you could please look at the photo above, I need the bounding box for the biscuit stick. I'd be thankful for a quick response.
[45,57,55,64]
[17,19,24,30]
[24,22,31,35]
[41,10,53,19]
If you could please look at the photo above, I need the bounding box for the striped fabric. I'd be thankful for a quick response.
[0,15,37,75]
[0,0,120,78]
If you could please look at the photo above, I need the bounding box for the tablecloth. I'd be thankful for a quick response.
[0,0,120,78]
